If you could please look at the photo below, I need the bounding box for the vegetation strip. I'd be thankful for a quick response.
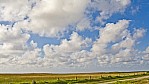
[0,72,149,84]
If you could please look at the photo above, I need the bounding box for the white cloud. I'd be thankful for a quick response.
[142,46,149,62]
[0,25,30,44]
[76,18,91,31]
[42,32,93,67]
[0,28,42,66]
[0,0,149,72]
[0,18,147,69]
[0,0,131,37]
[17,48,42,65]
[0,24,30,64]
[91,0,131,24]
[146,47,149,53]
[92,20,130,55]
[133,28,146,39]
[24,0,89,37]
[92,19,146,65]
[0,0,31,21]
[0,26,94,67]
[69,50,94,67]
[0,25,30,54]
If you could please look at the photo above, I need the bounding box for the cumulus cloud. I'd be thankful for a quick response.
[142,46,149,62]
[22,19,147,68]
[0,24,30,65]
[1,0,149,72]
[91,0,131,24]
[0,19,147,68]
[76,18,91,31]
[42,32,93,67]
[0,18,147,70]
[18,48,42,65]
[0,0,31,21]
[92,20,146,65]
[0,26,42,66]
[23,0,89,37]
[0,0,131,37]
[92,20,130,55]
[0,25,30,50]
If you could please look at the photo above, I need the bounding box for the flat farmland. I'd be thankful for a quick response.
[0,71,148,84]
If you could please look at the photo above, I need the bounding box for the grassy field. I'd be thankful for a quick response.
[0,71,148,84]
[114,77,149,84]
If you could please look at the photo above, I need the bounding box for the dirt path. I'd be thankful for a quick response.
[101,76,149,84]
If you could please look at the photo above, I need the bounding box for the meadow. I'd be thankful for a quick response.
[114,77,149,84]
[0,71,148,84]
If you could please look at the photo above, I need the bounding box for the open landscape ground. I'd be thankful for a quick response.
[0,71,149,84]
[113,76,149,84]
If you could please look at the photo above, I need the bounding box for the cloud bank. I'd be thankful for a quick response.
[0,0,149,72]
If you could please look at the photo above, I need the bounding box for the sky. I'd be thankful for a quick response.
[0,0,149,73]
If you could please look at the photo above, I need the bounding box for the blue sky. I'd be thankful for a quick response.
[0,0,149,73]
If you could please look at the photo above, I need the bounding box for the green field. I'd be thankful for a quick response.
[114,77,149,84]
[0,71,148,84]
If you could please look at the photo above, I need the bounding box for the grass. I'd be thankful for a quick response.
[114,78,149,84]
[0,71,148,84]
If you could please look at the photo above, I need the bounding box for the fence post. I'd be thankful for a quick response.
[76,76,77,81]
[90,76,91,80]
[32,80,36,84]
